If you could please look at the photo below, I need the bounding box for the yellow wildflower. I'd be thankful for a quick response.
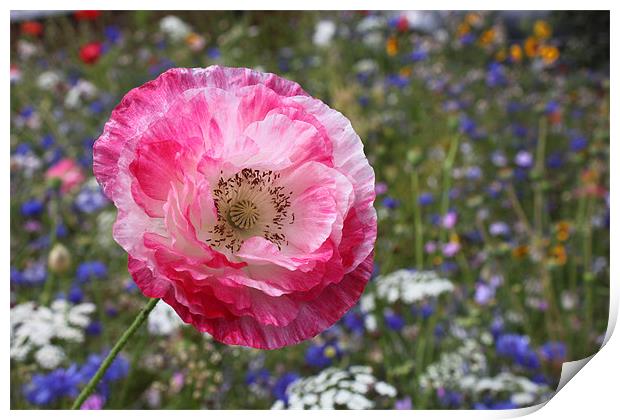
[495,48,507,62]
[556,221,570,242]
[465,12,482,27]
[386,36,398,57]
[534,20,552,40]
[551,245,567,265]
[510,44,523,62]
[457,22,471,37]
[399,66,412,78]
[512,245,529,259]
[539,45,559,65]
[524,36,539,58]
[479,28,496,46]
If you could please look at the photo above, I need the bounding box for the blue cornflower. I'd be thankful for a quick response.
[76,261,108,284]
[104,25,122,44]
[421,304,434,319]
[491,401,518,409]
[86,321,103,337]
[305,342,341,368]
[545,100,559,114]
[23,365,81,406]
[272,372,299,404]
[570,135,587,152]
[496,333,541,369]
[74,186,108,213]
[507,101,525,113]
[45,147,64,166]
[89,100,105,114]
[20,106,34,118]
[342,308,366,335]
[384,310,405,331]
[418,192,434,206]
[511,124,528,138]
[79,352,129,397]
[56,222,68,238]
[358,95,370,107]
[459,115,477,137]
[491,317,504,339]
[21,199,44,217]
[11,267,23,285]
[409,47,428,62]
[496,334,530,358]
[245,368,270,386]
[14,143,31,155]
[382,196,399,209]
[459,33,475,45]
[21,262,47,286]
[207,47,221,59]
[466,166,482,180]
[438,390,463,407]
[546,152,564,169]
[68,285,84,304]
[386,74,409,88]
[517,349,541,370]
[486,62,506,87]
[540,341,567,363]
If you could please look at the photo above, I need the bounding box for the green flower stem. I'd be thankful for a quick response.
[71,297,160,409]
[533,117,548,233]
[410,169,424,270]
[41,188,60,306]
[439,135,460,244]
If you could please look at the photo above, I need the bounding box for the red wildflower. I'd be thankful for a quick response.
[79,42,102,65]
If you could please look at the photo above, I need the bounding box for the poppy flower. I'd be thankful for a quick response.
[74,10,102,21]
[93,66,377,349]
[79,42,102,65]
[21,21,43,37]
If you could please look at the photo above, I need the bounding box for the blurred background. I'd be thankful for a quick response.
[10,10,609,410]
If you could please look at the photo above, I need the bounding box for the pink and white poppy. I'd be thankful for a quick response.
[93,66,376,349]
[46,158,85,193]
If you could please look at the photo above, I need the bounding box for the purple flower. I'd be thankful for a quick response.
[442,241,460,257]
[489,222,510,236]
[375,182,388,195]
[514,151,533,168]
[394,396,413,409]
[81,394,105,410]
[474,283,495,305]
[442,211,458,229]
[425,241,437,253]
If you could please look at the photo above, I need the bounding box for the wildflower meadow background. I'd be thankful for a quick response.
[10,10,610,410]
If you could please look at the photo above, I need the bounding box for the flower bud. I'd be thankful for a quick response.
[48,243,71,274]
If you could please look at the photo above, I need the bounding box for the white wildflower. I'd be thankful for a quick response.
[313,20,336,47]
[148,300,184,336]
[10,300,95,368]
[159,15,192,42]
[11,152,42,177]
[65,79,98,109]
[272,366,397,410]
[374,381,397,397]
[372,270,454,305]
[37,71,61,90]
[34,345,65,369]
